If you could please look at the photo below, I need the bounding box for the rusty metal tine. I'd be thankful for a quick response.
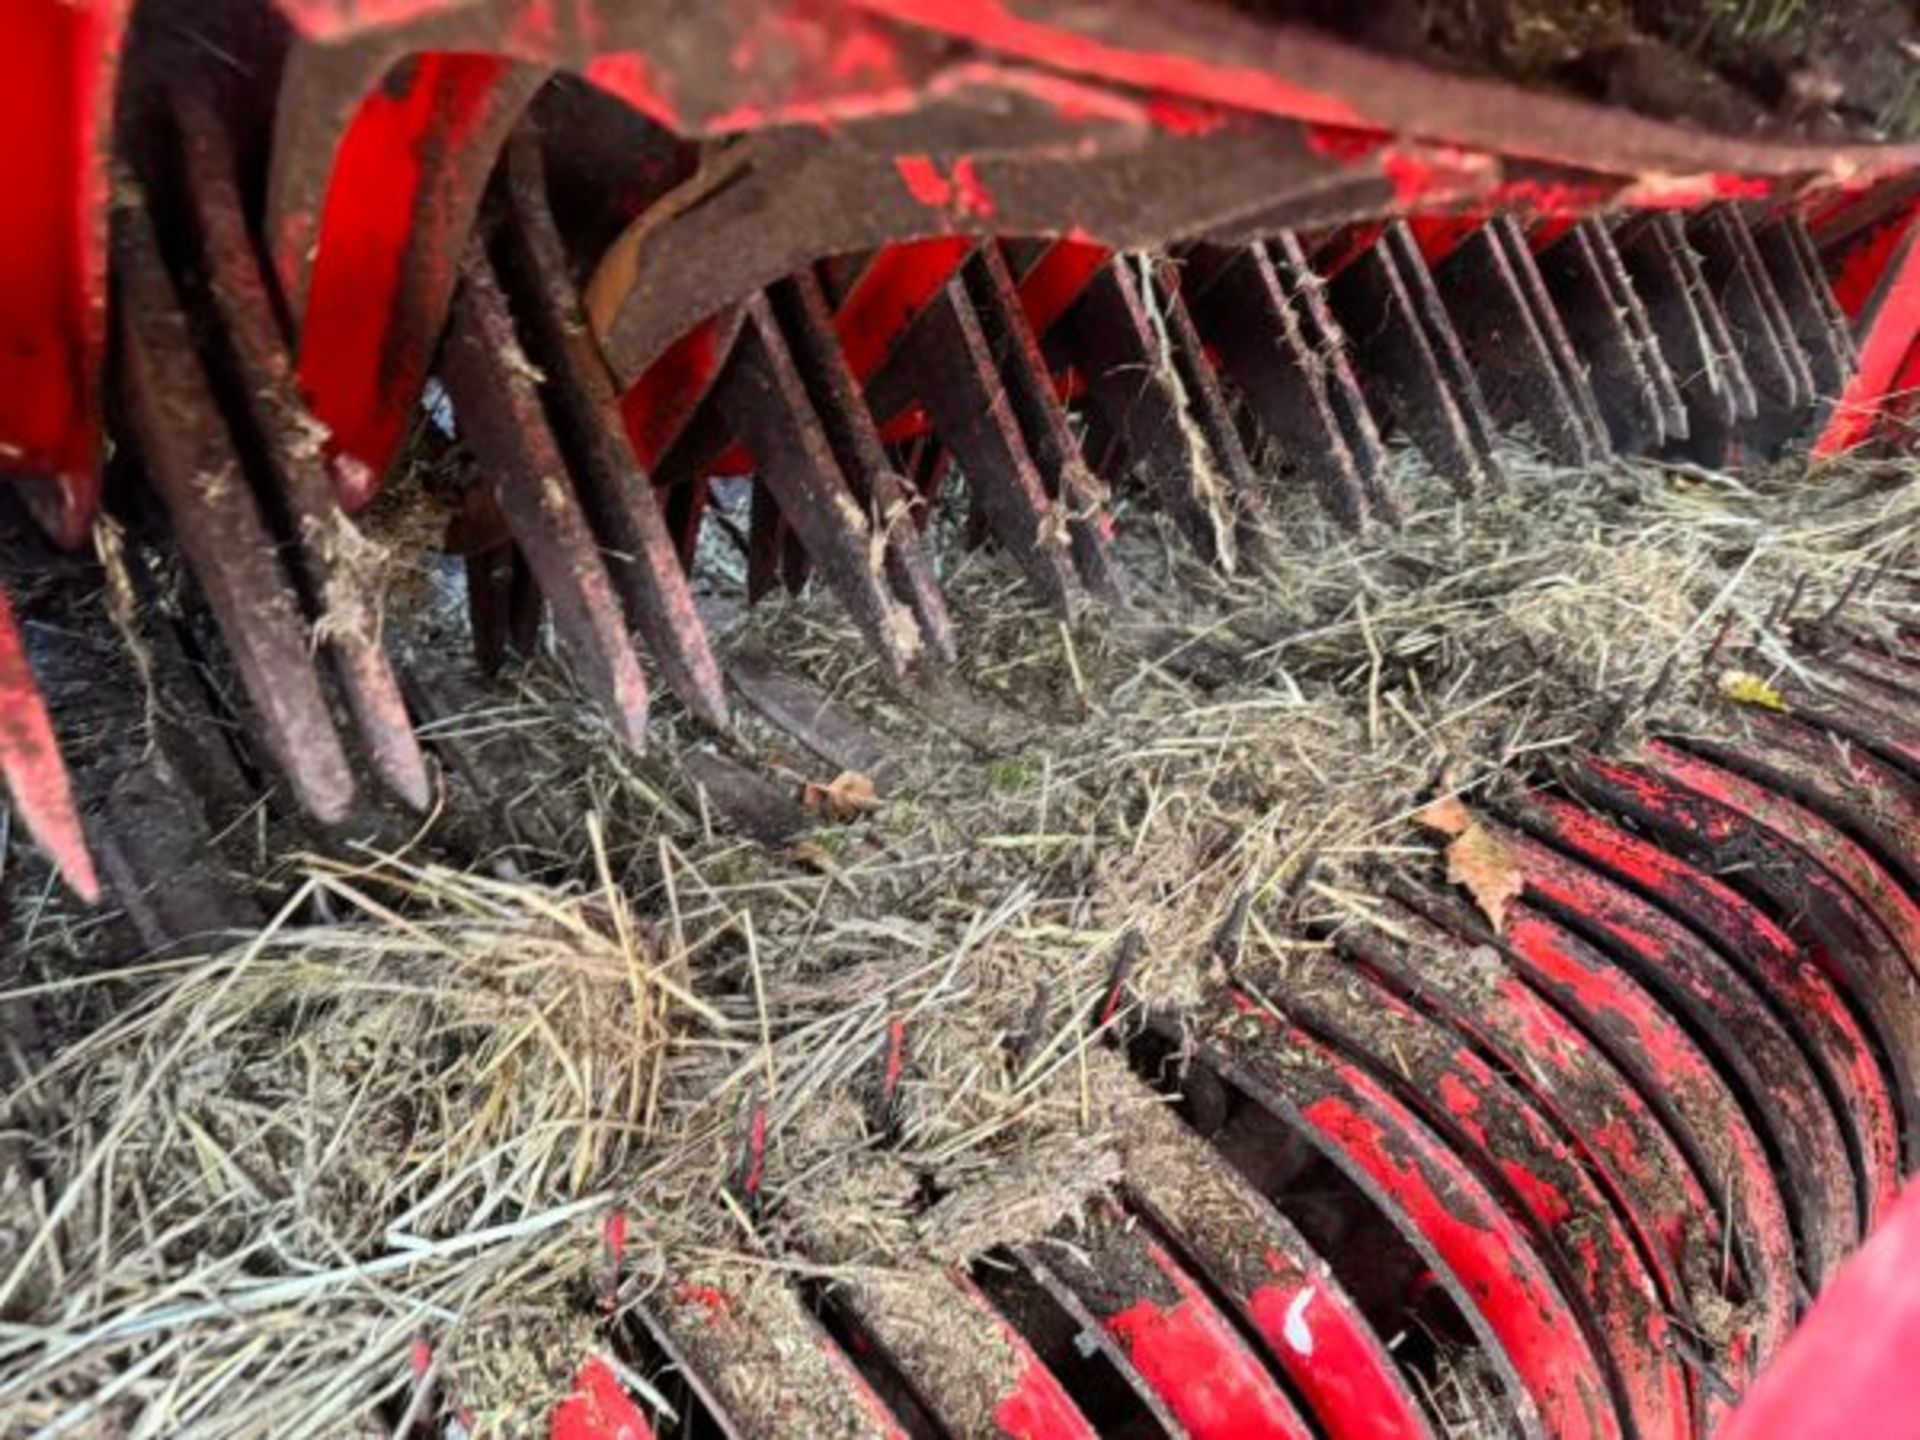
[463,546,513,676]
[714,292,925,675]
[1330,230,1500,494]
[1273,232,1402,523]
[745,478,784,605]
[1725,207,1817,407]
[117,204,358,826]
[1433,222,1598,467]
[1050,259,1243,566]
[1690,208,1805,415]
[964,245,1126,604]
[766,270,957,663]
[0,577,98,899]
[1492,217,1613,460]
[1585,218,1688,439]
[1186,240,1374,529]
[175,89,431,812]
[497,132,732,730]
[1384,221,1509,480]
[1536,222,1667,453]
[507,550,546,657]
[1785,212,1858,367]
[1145,256,1283,563]
[895,271,1081,614]
[1616,214,1735,453]
[1752,216,1852,399]
[1664,212,1760,422]
[441,249,651,749]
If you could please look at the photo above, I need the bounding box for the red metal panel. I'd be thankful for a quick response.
[291,53,539,509]
[1815,206,1920,455]
[1014,239,1113,341]
[1721,1183,1920,1440]
[0,0,127,544]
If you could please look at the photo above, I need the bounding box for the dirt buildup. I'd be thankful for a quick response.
[1256,0,1920,138]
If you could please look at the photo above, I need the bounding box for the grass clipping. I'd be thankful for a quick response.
[2,448,1917,1436]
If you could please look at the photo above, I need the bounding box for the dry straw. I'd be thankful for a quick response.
[2,446,1914,1436]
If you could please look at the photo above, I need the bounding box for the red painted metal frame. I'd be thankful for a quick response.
[1485,813,1859,1286]
[1111,1077,1436,1440]
[1640,741,1920,977]
[1497,903,1798,1355]
[1268,956,1690,1440]
[1043,1201,1316,1440]
[1343,897,1748,1414]
[944,1269,1099,1440]
[1212,992,1618,1440]
[1572,756,1920,1181]
[235,0,1920,510]
[1814,205,1920,455]
[1514,790,1901,1228]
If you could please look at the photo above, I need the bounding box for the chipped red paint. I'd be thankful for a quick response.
[892,154,996,217]
[1642,741,1920,976]
[1217,996,1618,1440]
[1340,910,1721,1320]
[549,1357,657,1440]
[992,1357,1099,1439]
[1489,812,1860,1283]
[1517,790,1901,1227]
[895,154,954,207]
[1574,755,1920,1176]
[935,1271,1098,1439]
[1242,1274,1430,1440]
[0,580,97,900]
[1501,905,1797,1357]
[1085,1221,1313,1440]
[1276,959,1689,1440]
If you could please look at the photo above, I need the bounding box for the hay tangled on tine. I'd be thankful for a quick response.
[2,446,1916,1436]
